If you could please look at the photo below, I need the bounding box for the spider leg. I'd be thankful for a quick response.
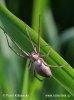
[4,32,29,58]
[48,65,63,68]
[28,60,33,70]
[49,64,69,68]
[40,46,51,58]
[26,28,36,52]
[37,16,40,54]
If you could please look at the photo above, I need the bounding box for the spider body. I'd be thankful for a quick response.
[29,51,52,77]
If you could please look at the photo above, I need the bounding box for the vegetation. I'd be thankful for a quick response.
[0,0,74,100]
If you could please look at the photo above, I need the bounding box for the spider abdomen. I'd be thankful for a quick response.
[33,59,52,77]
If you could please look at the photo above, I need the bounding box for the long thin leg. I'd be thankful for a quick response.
[49,64,69,68]
[4,32,27,58]
[34,70,44,81]
[48,65,63,68]
[1,26,29,57]
[40,46,51,58]
[28,60,33,70]
[37,16,40,54]
[26,29,36,52]
[4,32,29,57]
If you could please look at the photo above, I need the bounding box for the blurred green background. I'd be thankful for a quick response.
[0,0,74,100]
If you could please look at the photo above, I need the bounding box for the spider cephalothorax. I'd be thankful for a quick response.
[30,51,39,61]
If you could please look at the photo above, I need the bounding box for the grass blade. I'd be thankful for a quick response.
[21,59,29,100]
[0,3,74,96]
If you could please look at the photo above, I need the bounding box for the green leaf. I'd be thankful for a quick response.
[32,0,48,31]
[21,59,29,100]
[60,27,74,44]
[0,3,74,96]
